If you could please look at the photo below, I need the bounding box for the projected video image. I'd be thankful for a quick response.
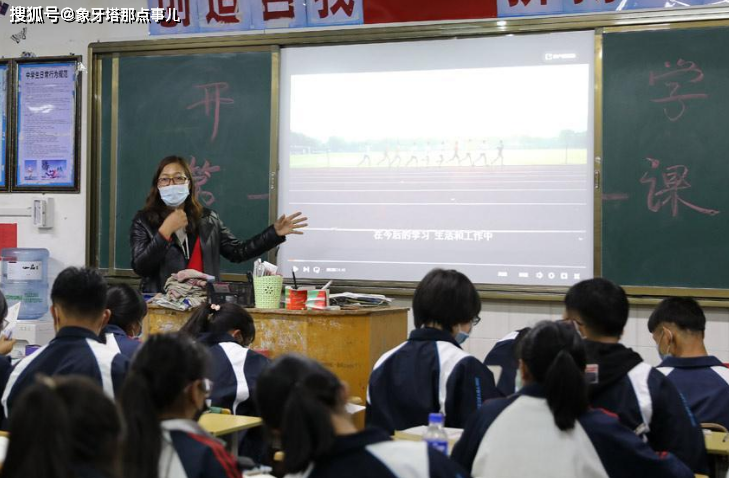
[278,32,594,286]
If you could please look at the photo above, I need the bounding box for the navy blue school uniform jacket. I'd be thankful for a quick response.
[159,419,240,478]
[199,332,270,416]
[1,327,129,419]
[483,331,519,397]
[366,327,499,433]
[285,428,470,478]
[451,383,694,478]
[657,355,729,429]
[102,324,141,359]
[584,340,708,474]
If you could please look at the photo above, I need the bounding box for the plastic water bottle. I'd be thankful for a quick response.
[0,248,50,320]
[423,413,449,455]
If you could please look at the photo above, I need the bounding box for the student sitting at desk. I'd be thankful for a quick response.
[451,321,693,478]
[482,327,531,396]
[181,302,270,459]
[0,376,123,478]
[256,354,470,478]
[648,297,729,429]
[1,267,129,420]
[565,278,708,475]
[102,284,146,359]
[120,333,239,478]
[367,268,499,433]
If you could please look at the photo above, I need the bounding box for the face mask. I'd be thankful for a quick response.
[514,372,523,393]
[657,329,673,360]
[455,326,470,345]
[159,183,189,207]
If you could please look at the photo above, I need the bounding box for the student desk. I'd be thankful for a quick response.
[199,413,262,456]
[705,431,729,455]
[145,305,409,407]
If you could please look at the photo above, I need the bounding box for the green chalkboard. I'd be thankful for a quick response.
[602,26,729,290]
[97,49,274,276]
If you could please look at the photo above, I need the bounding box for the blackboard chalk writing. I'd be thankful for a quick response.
[205,0,239,24]
[649,59,708,122]
[602,193,630,201]
[318,0,356,18]
[247,194,270,200]
[263,0,294,20]
[640,157,719,217]
[186,82,234,141]
[189,156,221,206]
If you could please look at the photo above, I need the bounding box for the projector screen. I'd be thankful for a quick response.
[277,31,595,286]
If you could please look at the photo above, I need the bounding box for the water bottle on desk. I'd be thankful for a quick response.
[423,413,449,455]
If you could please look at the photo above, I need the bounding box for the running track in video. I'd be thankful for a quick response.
[281,164,592,285]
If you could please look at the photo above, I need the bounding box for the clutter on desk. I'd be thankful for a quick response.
[151,269,214,311]
[329,292,392,308]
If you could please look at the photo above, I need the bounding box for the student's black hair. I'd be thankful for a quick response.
[256,354,344,474]
[0,290,6,322]
[181,302,256,345]
[106,284,147,335]
[564,278,628,338]
[412,268,481,330]
[119,333,210,478]
[0,375,122,478]
[51,267,108,320]
[648,297,706,334]
[511,327,532,360]
[518,320,589,431]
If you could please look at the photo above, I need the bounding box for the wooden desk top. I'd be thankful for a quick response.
[247,307,409,316]
[705,431,729,455]
[198,414,262,436]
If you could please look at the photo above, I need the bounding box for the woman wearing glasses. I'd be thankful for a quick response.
[366,268,500,433]
[130,156,307,293]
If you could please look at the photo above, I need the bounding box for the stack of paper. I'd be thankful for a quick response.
[329,292,392,308]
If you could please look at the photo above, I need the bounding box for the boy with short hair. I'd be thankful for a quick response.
[366,268,499,433]
[648,297,729,429]
[566,278,708,475]
[2,267,129,419]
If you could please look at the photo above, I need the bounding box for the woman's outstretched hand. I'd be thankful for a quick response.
[274,212,308,236]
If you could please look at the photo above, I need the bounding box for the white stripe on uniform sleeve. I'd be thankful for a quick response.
[218,342,251,412]
[1,343,50,417]
[627,362,653,436]
[366,440,430,478]
[368,342,407,404]
[105,333,122,355]
[85,338,119,398]
[711,366,729,387]
[435,342,472,415]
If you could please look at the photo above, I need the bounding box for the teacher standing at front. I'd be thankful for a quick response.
[130,155,307,293]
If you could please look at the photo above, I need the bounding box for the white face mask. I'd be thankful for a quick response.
[455,325,470,345]
[159,183,189,207]
[514,371,523,393]
[657,329,673,360]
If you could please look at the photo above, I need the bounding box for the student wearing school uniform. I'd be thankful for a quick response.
[181,302,270,460]
[257,354,471,478]
[0,292,17,402]
[1,267,129,420]
[451,321,694,478]
[565,278,708,475]
[647,297,729,429]
[0,376,123,478]
[102,284,146,359]
[367,268,499,433]
[482,327,530,396]
[120,332,239,478]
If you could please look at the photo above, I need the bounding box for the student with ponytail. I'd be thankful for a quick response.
[103,284,147,358]
[0,375,123,478]
[256,354,469,478]
[452,321,694,478]
[181,302,270,459]
[119,333,239,478]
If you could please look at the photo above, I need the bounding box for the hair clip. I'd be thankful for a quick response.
[210,303,221,311]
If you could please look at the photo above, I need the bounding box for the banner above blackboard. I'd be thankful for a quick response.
[149,0,726,35]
